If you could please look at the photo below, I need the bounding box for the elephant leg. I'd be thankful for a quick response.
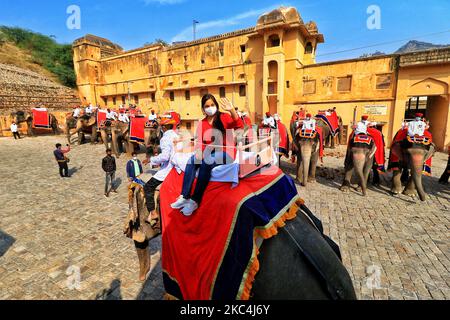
[135,246,151,282]
[363,159,374,188]
[400,168,410,185]
[127,142,135,157]
[340,168,353,192]
[353,153,367,196]
[91,127,98,144]
[330,135,336,149]
[296,155,303,185]
[308,152,319,183]
[403,177,416,197]
[372,166,381,186]
[391,170,403,195]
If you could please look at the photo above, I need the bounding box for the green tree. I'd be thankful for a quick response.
[0,26,76,87]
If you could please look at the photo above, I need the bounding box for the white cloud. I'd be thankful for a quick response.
[142,0,186,5]
[171,4,285,43]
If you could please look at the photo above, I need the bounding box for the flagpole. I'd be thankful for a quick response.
[193,20,199,40]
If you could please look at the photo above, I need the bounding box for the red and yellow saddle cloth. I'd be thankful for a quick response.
[32,109,50,129]
[160,167,300,300]
[388,129,433,176]
[348,128,386,172]
[97,110,108,128]
[316,111,340,137]
[129,116,147,143]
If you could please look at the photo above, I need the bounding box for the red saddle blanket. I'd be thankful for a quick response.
[97,111,107,127]
[348,128,385,171]
[160,167,300,300]
[276,121,290,157]
[129,116,147,143]
[316,111,340,137]
[32,109,50,128]
[388,129,433,175]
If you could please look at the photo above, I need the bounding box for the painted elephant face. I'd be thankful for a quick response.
[298,137,320,154]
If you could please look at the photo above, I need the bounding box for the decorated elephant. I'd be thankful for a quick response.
[128,176,356,300]
[65,114,98,145]
[11,110,58,136]
[290,120,326,187]
[99,120,116,152]
[340,134,377,196]
[388,130,435,201]
[144,121,161,157]
[110,121,130,158]
[315,112,343,149]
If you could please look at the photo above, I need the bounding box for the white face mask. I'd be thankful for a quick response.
[133,157,137,160]
[204,106,218,117]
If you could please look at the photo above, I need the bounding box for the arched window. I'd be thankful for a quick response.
[267,34,281,48]
[305,42,313,54]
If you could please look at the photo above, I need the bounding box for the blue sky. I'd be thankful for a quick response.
[1,0,449,62]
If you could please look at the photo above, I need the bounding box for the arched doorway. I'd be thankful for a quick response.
[405,78,449,150]
[267,60,278,115]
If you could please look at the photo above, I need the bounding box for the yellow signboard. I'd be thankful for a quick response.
[364,105,388,115]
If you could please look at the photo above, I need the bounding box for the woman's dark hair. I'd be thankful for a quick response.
[201,94,225,134]
[56,143,62,148]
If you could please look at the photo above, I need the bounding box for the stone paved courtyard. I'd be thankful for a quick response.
[0,135,448,300]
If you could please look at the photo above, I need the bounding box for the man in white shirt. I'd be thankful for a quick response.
[73,106,81,119]
[10,122,20,140]
[106,109,118,121]
[263,112,276,129]
[118,111,130,123]
[148,110,158,122]
[143,117,179,226]
[85,104,94,116]
[354,115,369,135]
[407,113,427,137]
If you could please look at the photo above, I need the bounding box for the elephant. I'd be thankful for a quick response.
[65,114,98,145]
[11,111,58,136]
[290,121,327,187]
[316,116,343,149]
[99,120,115,152]
[110,121,130,158]
[130,176,356,300]
[251,203,356,300]
[389,138,435,201]
[340,134,377,196]
[144,122,161,157]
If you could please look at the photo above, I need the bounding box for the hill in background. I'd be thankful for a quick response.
[0,26,76,88]
[396,40,450,54]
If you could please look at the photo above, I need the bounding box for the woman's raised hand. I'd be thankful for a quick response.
[219,98,234,112]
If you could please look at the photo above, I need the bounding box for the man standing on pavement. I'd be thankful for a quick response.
[126,152,144,186]
[54,143,71,178]
[102,149,118,197]
[10,122,20,140]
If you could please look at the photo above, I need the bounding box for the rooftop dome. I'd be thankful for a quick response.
[257,7,303,27]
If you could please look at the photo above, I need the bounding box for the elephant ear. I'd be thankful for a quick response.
[391,142,403,162]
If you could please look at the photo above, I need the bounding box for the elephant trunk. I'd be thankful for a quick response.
[66,126,71,145]
[111,130,121,158]
[353,151,367,196]
[300,145,312,187]
[410,152,426,201]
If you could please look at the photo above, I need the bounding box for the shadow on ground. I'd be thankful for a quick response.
[0,230,16,258]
